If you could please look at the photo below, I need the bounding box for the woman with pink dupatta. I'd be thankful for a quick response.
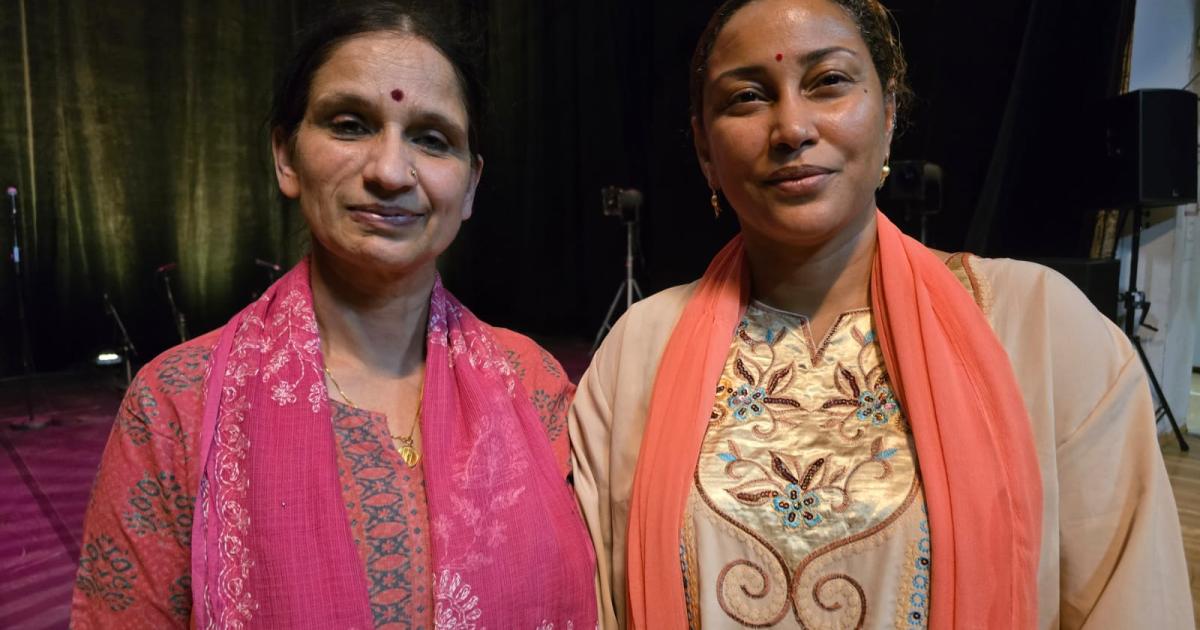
[569,0,1191,628]
[71,4,596,628]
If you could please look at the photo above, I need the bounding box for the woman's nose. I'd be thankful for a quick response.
[769,94,819,154]
[362,127,417,192]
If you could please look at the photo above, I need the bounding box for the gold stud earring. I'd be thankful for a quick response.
[878,164,891,189]
[710,188,721,218]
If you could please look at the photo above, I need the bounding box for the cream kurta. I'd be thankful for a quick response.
[569,255,1193,629]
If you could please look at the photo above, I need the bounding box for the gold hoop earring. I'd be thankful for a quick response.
[710,188,721,218]
[878,164,891,189]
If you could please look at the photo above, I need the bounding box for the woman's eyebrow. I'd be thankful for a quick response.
[713,46,859,84]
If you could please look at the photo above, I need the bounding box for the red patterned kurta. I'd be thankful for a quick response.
[70,326,575,629]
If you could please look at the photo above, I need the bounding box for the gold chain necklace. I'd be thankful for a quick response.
[323,365,424,468]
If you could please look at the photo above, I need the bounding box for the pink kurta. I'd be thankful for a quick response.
[71,326,574,629]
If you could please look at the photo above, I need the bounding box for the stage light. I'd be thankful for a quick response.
[94,351,122,366]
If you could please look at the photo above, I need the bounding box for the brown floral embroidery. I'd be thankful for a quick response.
[691,304,927,628]
[708,319,807,438]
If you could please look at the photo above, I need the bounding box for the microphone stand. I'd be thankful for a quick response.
[8,187,35,426]
[159,267,188,343]
[102,292,137,387]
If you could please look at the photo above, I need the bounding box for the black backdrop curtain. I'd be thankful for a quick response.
[965,0,1136,257]
[0,0,1135,376]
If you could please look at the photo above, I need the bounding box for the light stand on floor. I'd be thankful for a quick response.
[1118,207,1189,451]
[1098,89,1197,451]
[592,187,644,354]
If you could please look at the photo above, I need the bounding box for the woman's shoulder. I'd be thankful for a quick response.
[135,328,223,399]
[627,281,698,322]
[601,281,699,353]
[959,255,1136,432]
[581,281,700,394]
[488,327,571,385]
[960,255,1116,329]
[119,328,224,443]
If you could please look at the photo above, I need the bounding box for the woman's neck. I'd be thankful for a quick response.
[309,245,432,377]
[743,210,877,337]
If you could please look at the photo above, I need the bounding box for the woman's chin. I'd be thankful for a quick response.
[738,204,874,251]
[316,238,437,279]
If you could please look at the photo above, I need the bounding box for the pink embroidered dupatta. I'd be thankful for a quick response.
[191,259,596,629]
[625,211,1042,629]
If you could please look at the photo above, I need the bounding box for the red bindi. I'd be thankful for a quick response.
[775,53,784,62]
[390,89,404,102]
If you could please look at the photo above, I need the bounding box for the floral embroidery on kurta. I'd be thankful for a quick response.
[688,303,929,628]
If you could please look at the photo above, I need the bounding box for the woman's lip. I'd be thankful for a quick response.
[764,172,834,196]
[348,208,425,228]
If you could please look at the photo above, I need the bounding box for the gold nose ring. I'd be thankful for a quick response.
[410,168,417,178]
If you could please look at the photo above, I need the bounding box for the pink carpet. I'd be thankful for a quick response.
[0,373,124,630]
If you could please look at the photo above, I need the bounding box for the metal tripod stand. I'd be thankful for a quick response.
[591,215,644,354]
[1121,207,1189,451]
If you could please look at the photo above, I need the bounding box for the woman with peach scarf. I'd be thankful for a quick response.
[569,0,1191,628]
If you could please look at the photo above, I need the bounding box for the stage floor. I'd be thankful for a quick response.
[0,372,123,630]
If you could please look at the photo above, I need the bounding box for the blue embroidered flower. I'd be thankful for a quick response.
[855,385,899,426]
[726,384,766,421]
[772,483,822,529]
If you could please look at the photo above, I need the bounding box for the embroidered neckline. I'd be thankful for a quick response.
[747,302,871,366]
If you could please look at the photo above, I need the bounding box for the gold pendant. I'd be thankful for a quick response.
[398,444,421,468]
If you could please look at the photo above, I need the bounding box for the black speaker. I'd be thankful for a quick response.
[1101,89,1198,208]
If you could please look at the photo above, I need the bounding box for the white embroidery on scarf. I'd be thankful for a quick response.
[435,570,483,629]
[209,288,323,627]
[430,409,532,572]
[428,289,518,397]
[260,289,324,412]
[537,621,579,629]
[212,313,263,628]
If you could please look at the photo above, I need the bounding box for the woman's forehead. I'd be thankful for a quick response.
[309,32,467,116]
[709,0,865,70]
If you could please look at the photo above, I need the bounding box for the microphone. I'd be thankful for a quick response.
[156,262,177,274]
[254,258,281,272]
[618,188,643,209]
